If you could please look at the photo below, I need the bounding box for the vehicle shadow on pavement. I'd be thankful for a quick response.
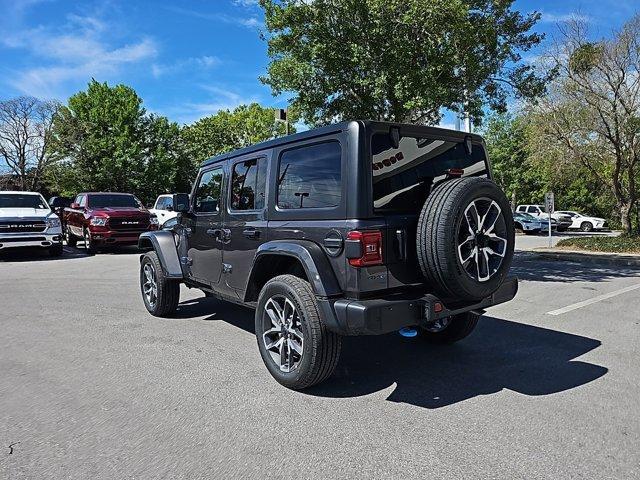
[510,252,640,283]
[306,316,608,409]
[171,298,607,410]
[0,246,89,262]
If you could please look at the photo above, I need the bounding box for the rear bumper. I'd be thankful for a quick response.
[0,232,63,250]
[318,277,519,336]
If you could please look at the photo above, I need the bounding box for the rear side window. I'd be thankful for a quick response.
[371,134,488,213]
[194,168,223,213]
[277,141,342,209]
[231,158,267,211]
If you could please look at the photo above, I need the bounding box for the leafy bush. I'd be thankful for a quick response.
[556,235,640,253]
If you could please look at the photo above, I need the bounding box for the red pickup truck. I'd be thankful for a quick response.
[64,192,158,253]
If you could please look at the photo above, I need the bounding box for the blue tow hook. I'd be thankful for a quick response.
[398,327,418,338]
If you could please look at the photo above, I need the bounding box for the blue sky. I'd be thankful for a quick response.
[0,0,637,127]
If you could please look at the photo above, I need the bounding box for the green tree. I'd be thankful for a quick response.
[484,112,618,220]
[181,103,293,166]
[528,17,640,233]
[483,113,544,208]
[259,0,547,126]
[49,80,145,193]
[48,80,190,204]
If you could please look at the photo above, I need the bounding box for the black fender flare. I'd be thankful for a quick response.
[245,240,342,301]
[138,231,183,279]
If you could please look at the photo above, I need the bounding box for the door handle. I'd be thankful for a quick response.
[243,228,260,239]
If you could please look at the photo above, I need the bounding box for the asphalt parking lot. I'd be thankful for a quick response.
[1,244,639,479]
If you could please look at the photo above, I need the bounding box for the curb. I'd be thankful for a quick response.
[518,248,640,267]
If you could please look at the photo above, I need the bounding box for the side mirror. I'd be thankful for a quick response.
[172,193,190,213]
[70,202,80,209]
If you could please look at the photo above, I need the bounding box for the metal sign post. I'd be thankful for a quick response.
[545,192,555,248]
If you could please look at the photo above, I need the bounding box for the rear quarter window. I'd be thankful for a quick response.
[276,141,342,209]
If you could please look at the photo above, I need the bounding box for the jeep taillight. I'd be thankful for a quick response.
[346,230,383,267]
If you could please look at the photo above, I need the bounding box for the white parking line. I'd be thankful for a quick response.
[547,283,640,316]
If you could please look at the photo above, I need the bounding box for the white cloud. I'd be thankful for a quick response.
[159,85,262,124]
[151,55,222,78]
[539,12,592,24]
[2,9,157,98]
[233,0,259,6]
[166,6,263,29]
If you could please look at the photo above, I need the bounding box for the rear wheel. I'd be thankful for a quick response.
[140,251,180,316]
[418,312,480,344]
[255,274,341,390]
[66,226,77,247]
[580,221,593,232]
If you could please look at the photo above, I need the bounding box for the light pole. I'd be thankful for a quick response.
[275,108,289,136]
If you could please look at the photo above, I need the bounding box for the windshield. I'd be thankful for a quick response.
[89,194,142,209]
[515,212,537,221]
[371,133,488,213]
[0,194,48,209]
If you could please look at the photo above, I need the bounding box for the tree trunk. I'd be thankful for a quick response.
[620,203,633,235]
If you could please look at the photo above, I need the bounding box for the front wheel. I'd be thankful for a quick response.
[255,274,341,390]
[140,251,180,316]
[66,226,77,247]
[418,312,480,344]
[580,221,594,232]
[83,229,98,254]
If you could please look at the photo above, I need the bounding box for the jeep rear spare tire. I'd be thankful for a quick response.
[417,177,514,301]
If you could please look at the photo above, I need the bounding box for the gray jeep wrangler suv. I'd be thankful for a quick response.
[138,121,517,389]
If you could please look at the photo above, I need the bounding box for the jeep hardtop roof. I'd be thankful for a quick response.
[201,120,485,168]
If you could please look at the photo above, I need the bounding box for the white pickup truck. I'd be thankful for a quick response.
[148,194,178,227]
[0,191,63,256]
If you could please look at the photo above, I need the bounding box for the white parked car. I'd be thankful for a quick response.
[555,211,608,232]
[512,212,553,234]
[0,191,63,256]
[515,204,573,232]
[148,194,178,226]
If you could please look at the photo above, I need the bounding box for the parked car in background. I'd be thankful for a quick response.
[161,216,178,230]
[0,191,63,256]
[515,204,572,231]
[148,194,179,226]
[555,211,608,232]
[48,196,72,229]
[64,192,158,253]
[513,212,546,234]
